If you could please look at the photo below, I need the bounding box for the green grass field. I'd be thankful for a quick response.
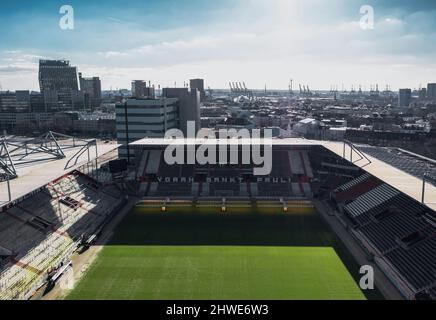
[66,207,366,300]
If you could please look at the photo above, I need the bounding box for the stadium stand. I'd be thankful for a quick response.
[154,182,193,197]
[144,150,162,175]
[135,147,315,199]
[384,236,436,293]
[288,150,305,175]
[312,143,436,299]
[343,184,401,224]
[429,286,436,300]
[357,146,436,184]
[332,173,383,204]
[137,150,149,177]
[0,170,126,300]
[200,182,210,197]
[249,182,259,197]
[290,182,304,196]
[209,182,240,197]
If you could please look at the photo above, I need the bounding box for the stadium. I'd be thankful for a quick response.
[1,134,435,300]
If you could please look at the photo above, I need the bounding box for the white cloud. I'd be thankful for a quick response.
[383,18,404,26]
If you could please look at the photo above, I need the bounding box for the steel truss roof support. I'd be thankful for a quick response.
[0,131,93,181]
[0,139,17,180]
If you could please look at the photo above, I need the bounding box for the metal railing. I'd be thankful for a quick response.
[342,139,372,168]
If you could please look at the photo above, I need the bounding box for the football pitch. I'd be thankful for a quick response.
[66,206,366,300]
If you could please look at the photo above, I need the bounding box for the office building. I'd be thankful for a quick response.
[131,80,155,99]
[427,83,436,99]
[30,92,45,112]
[189,78,205,101]
[0,112,54,132]
[115,98,179,161]
[79,73,102,109]
[38,60,82,111]
[398,88,412,107]
[162,87,201,135]
[419,88,427,100]
[0,91,30,113]
[73,112,116,135]
[38,60,79,92]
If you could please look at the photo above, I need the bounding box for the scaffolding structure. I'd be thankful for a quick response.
[0,131,95,182]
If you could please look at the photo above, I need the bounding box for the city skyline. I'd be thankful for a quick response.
[1,0,436,91]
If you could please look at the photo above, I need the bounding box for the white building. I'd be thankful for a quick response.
[115,98,179,161]
[293,118,320,136]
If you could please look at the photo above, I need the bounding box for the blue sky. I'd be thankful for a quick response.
[1,0,436,90]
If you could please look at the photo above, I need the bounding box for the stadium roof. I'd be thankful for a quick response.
[323,141,436,211]
[130,137,319,146]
